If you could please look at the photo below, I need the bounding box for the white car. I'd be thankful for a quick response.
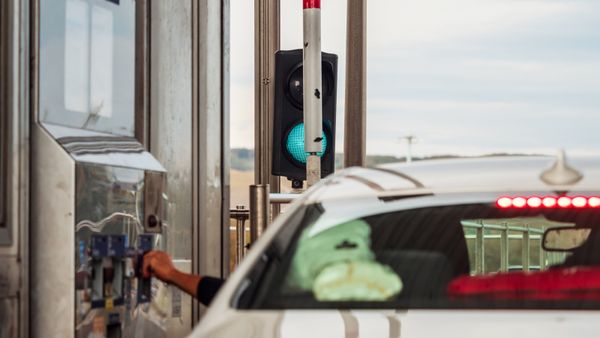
[191,154,600,338]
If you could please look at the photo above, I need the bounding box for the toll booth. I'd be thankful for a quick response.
[30,0,173,337]
[1,0,229,336]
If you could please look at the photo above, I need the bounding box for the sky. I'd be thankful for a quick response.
[231,0,600,158]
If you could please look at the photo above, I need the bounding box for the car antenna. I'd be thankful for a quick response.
[539,149,583,186]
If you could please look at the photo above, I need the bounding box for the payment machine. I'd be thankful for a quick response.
[30,0,175,337]
[71,155,168,338]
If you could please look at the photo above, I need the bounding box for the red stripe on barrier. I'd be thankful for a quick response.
[303,0,321,9]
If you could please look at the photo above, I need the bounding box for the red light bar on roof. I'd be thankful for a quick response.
[496,196,600,209]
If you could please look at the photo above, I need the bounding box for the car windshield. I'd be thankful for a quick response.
[236,195,600,310]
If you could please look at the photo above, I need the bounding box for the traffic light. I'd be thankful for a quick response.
[272,49,338,183]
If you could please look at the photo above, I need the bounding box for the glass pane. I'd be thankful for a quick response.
[75,163,144,225]
[461,217,572,275]
[39,0,135,136]
[229,0,256,271]
[74,163,153,328]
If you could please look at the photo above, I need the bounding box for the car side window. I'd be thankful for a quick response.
[253,205,473,309]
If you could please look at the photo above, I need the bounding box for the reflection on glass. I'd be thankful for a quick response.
[40,0,135,136]
[90,6,114,118]
[64,1,114,118]
[544,227,592,251]
[64,1,89,113]
[74,163,168,331]
[75,163,144,225]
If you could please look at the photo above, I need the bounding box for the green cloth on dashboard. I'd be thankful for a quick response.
[313,261,403,301]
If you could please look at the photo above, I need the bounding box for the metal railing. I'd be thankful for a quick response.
[230,188,299,268]
[229,207,249,267]
[462,220,566,275]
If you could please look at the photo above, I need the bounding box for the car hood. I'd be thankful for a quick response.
[190,309,600,338]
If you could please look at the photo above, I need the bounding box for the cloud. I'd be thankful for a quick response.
[366,97,600,156]
[363,0,600,156]
[230,0,600,158]
[367,0,580,49]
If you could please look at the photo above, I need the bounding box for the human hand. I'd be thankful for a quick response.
[143,250,177,283]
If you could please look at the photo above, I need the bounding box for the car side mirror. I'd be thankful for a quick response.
[542,226,593,252]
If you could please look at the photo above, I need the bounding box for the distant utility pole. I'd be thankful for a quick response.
[400,135,417,163]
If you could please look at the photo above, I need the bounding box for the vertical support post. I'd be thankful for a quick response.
[344,0,366,167]
[1,0,31,335]
[249,184,270,242]
[135,0,150,148]
[500,226,509,272]
[539,237,546,270]
[254,0,280,206]
[475,226,485,274]
[303,0,322,187]
[235,213,246,264]
[191,0,228,322]
[222,0,232,280]
[400,135,416,163]
[522,230,530,272]
[230,207,248,269]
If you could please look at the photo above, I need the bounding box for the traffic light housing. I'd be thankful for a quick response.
[272,49,338,182]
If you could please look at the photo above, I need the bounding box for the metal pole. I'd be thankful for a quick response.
[254,0,280,206]
[303,0,322,187]
[343,0,366,167]
[400,135,417,163]
[249,184,269,242]
[500,225,509,272]
[522,230,530,272]
[539,237,546,270]
[475,226,485,274]
[236,216,245,263]
[233,206,248,264]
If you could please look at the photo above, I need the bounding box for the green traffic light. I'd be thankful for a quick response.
[285,123,328,164]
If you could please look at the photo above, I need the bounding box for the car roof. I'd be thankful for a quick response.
[306,155,600,204]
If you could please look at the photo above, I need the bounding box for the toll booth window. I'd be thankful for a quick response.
[39,0,136,136]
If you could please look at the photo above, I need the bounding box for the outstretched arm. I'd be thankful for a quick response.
[142,250,224,305]
[143,250,201,297]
